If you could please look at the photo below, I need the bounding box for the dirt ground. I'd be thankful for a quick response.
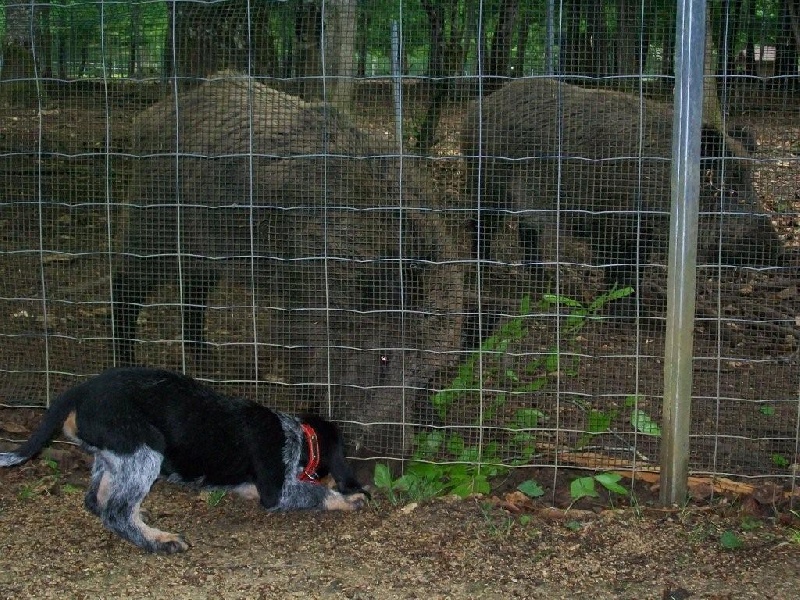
[1,449,800,600]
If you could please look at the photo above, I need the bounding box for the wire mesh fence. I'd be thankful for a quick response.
[0,0,798,492]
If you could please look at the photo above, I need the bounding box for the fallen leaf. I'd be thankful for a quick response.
[0,421,29,434]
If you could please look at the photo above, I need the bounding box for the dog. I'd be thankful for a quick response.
[0,367,368,553]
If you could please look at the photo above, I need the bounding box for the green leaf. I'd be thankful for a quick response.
[517,479,545,498]
[590,286,634,312]
[624,395,639,408]
[565,311,587,331]
[760,405,776,416]
[587,409,612,433]
[483,441,502,462]
[446,434,465,457]
[458,446,481,463]
[630,409,662,436]
[407,462,441,480]
[570,476,598,500]
[514,408,544,429]
[519,295,532,315]
[520,378,547,392]
[720,530,744,550]
[594,473,628,496]
[544,354,559,373]
[414,431,445,459]
[772,454,789,468]
[546,294,584,309]
[373,463,393,491]
[451,474,491,498]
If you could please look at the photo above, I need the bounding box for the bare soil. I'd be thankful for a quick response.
[1,449,800,600]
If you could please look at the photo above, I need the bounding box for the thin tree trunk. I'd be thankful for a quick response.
[322,0,357,111]
[486,0,519,88]
[1,1,39,106]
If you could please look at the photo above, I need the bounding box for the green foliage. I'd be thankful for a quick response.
[740,516,762,532]
[373,461,493,504]
[570,472,628,502]
[719,529,744,550]
[517,479,545,499]
[205,490,227,507]
[578,394,661,448]
[374,287,657,507]
[18,456,79,500]
[771,454,790,468]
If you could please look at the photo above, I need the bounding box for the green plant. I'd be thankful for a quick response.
[374,447,504,505]
[374,288,640,505]
[740,515,762,532]
[479,502,515,537]
[719,529,744,550]
[787,510,800,545]
[569,472,628,503]
[205,489,227,507]
[17,456,78,500]
[579,394,661,448]
[772,454,790,468]
[517,479,545,499]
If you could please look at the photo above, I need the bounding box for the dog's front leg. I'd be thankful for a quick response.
[277,480,367,512]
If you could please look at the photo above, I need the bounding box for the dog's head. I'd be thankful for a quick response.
[301,415,367,496]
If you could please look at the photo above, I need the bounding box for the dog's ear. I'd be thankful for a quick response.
[329,441,366,495]
[303,415,365,495]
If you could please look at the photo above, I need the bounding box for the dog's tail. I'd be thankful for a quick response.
[0,385,80,467]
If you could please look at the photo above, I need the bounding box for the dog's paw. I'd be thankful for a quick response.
[344,492,368,511]
[323,491,368,512]
[153,533,190,554]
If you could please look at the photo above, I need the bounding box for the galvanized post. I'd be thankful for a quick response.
[660,0,706,505]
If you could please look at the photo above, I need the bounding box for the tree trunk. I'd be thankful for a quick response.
[513,6,532,76]
[616,0,639,75]
[129,1,141,77]
[295,1,322,97]
[167,0,272,80]
[703,5,726,136]
[588,0,610,76]
[417,0,446,153]
[486,0,519,88]
[36,3,53,78]
[357,8,369,77]
[322,0,358,111]
[1,1,39,106]
[776,0,799,89]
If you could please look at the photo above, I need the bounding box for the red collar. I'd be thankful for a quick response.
[299,423,320,482]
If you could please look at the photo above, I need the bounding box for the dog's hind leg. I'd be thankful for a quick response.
[95,446,188,553]
[84,455,110,516]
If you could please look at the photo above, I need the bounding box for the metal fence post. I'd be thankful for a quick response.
[660,0,706,505]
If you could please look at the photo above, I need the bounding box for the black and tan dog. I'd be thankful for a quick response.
[0,367,367,553]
